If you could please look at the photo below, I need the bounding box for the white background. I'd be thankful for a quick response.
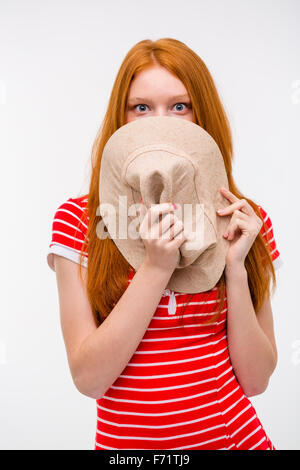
[0,0,299,450]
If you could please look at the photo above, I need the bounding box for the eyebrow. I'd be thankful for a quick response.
[128,94,190,103]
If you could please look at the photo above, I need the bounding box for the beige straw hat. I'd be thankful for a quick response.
[99,116,231,293]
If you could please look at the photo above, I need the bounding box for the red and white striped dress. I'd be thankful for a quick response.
[47,195,283,450]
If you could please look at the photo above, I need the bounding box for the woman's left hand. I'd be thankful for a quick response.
[216,187,263,268]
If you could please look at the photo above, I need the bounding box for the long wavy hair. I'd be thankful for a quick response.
[77,38,277,327]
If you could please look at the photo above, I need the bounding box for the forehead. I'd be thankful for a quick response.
[127,66,189,101]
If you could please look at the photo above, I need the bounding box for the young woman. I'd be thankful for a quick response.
[47,38,283,450]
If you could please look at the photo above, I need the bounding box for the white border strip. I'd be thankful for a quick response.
[47,244,88,271]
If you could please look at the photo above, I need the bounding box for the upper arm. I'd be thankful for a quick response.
[54,255,98,380]
[47,196,97,382]
[255,294,278,365]
[256,204,282,364]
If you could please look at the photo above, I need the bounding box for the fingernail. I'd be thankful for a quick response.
[217,209,224,213]
[140,197,143,204]
[172,203,177,209]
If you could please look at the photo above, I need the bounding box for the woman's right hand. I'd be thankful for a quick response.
[138,201,187,274]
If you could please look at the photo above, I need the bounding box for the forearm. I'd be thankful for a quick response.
[73,260,172,399]
[225,264,277,396]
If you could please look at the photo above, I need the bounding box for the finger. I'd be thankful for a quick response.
[160,212,176,238]
[220,187,239,203]
[169,224,188,249]
[218,199,252,217]
[149,212,175,240]
[224,209,248,237]
[148,204,176,239]
[219,188,253,216]
[234,210,248,220]
[224,217,240,240]
[164,219,185,242]
[139,203,175,239]
[169,219,184,240]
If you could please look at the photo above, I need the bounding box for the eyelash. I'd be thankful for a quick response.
[132,102,191,112]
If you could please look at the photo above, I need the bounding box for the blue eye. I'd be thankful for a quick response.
[135,104,148,112]
[174,103,187,111]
